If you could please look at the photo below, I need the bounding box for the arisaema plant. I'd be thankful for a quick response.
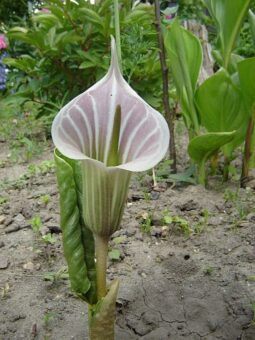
[52,37,169,339]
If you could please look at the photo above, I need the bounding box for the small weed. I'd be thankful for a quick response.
[30,216,42,233]
[43,312,55,330]
[112,236,127,244]
[40,194,50,205]
[108,248,121,261]
[0,160,55,192]
[172,215,191,236]
[203,266,215,276]
[44,267,69,283]
[193,209,210,234]
[224,188,252,226]
[42,233,56,245]
[1,283,10,299]
[9,137,43,163]
[224,189,239,202]
[162,210,191,236]
[0,196,8,205]
[0,160,7,168]
[28,160,55,176]
[140,212,152,234]
[143,192,151,201]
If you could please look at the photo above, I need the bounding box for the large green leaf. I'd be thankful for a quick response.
[195,69,249,157]
[238,57,255,111]
[188,132,236,163]
[188,132,236,184]
[204,0,251,70]
[54,150,97,305]
[164,19,202,133]
[249,10,255,48]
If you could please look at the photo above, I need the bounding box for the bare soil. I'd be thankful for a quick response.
[1,141,255,340]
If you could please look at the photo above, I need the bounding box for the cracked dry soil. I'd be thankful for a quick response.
[0,145,255,340]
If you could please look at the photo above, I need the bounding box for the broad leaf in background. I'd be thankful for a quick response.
[188,131,236,185]
[195,69,249,161]
[238,57,255,110]
[164,18,202,135]
[204,0,251,70]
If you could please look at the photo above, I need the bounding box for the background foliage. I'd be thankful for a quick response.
[0,0,160,132]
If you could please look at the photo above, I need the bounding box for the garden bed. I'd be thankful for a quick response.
[0,140,255,340]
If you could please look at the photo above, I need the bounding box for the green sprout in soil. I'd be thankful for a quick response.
[140,212,153,234]
[44,267,69,283]
[0,196,8,205]
[194,208,210,234]
[203,266,215,276]
[1,283,10,299]
[29,215,42,234]
[42,233,56,245]
[162,210,191,236]
[40,194,50,205]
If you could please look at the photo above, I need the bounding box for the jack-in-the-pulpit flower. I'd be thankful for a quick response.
[52,36,169,238]
[52,36,169,340]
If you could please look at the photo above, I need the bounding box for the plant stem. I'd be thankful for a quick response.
[223,155,230,182]
[154,0,177,173]
[198,160,206,186]
[241,112,255,187]
[210,153,218,176]
[114,0,122,72]
[95,235,109,299]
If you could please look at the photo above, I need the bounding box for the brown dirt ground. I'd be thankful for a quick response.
[0,141,255,340]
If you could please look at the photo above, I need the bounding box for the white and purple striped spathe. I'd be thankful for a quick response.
[52,37,169,172]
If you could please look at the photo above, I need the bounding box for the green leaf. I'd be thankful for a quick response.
[2,56,36,73]
[108,249,121,261]
[54,150,97,304]
[32,13,61,28]
[79,61,96,69]
[204,0,251,69]
[249,10,255,48]
[112,236,127,244]
[123,8,152,25]
[188,132,236,163]
[164,19,202,132]
[195,69,249,157]
[237,57,255,112]
[78,8,103,27]
[164,216,172,224]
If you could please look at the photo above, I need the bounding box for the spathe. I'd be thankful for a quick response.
[52,37,169,172]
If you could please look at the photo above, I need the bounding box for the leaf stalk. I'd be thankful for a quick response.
[95,235,109,299]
